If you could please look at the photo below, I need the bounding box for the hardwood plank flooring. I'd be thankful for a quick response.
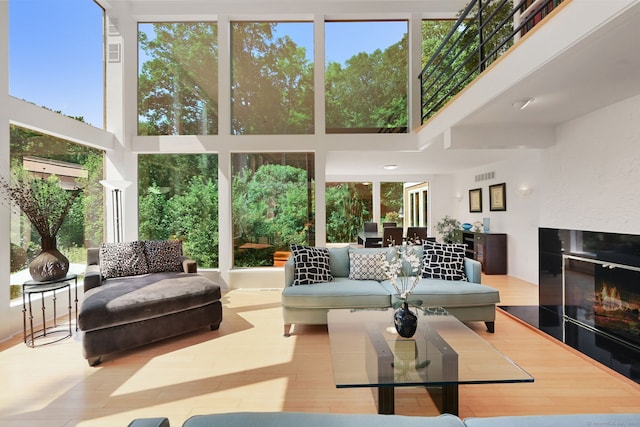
[0,275,638,426]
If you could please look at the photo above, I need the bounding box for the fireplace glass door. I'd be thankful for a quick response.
[563,255,640,351]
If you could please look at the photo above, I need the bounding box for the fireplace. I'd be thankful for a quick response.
[563,255,640,351]
[528,228,640,383]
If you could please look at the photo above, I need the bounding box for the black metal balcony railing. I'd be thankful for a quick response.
[419,0,564,123]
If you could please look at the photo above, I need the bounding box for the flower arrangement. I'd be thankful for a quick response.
[382,243,423,308]
[435,215,461,243]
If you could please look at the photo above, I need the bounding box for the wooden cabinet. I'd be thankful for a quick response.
[454,230,507,275]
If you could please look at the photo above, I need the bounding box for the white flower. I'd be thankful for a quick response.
[381,243,423,307]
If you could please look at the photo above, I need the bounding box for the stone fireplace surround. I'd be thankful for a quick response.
[501,228,640,384]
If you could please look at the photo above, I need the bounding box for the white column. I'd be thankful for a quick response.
[314,149,327,247]
[372,180,381,224]
[217,149,232,286]
[104,8,137,242]
[0,0,12,339]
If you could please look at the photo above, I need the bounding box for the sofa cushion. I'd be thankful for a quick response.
[143,240,183,273]
[422,243,467,281]
[78,272,221,332]
[290,244,333,285]
[282,278,391,308]
[328,246,350,277]
[350,246,395,258]
[183,412,465,427]
[348,250,388,281]
[380,279,500,307]
[100,241,149,279]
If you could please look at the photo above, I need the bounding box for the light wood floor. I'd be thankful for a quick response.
[1,275,639,427]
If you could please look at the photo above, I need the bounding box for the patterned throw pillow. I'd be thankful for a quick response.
[290,244,333,286]
[100,241,149,279]
[348,250,388,281]
[422,243,467,281]
[144,240,183,273]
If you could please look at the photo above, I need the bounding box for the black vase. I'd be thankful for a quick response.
[394,301,418,338]
[29,236,69,282]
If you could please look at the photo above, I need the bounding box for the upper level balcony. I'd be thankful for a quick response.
[416,0,640,165]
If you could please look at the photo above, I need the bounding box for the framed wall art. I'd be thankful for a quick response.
[489,183,507,211]
[469,188,482,213]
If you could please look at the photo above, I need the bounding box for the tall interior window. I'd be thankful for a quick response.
[232,153,315,267]
[138,154,219,268]
[8,126,104,301]
[138,22,219,136]
[325,21,408,133]
[326,182,373,244]
[9,0,104,128]
[231,22,314,135]
[404,182,429,228]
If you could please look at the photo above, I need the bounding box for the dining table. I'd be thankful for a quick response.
[357,231,384,247]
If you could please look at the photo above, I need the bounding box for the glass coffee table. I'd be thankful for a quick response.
[327,307,533,415]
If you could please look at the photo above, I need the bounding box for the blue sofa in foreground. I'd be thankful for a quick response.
[128,411,640,427]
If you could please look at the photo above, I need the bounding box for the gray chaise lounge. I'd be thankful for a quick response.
[79,240,222,366]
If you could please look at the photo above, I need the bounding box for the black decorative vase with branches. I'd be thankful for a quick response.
[1,168,82,282]
[29,236,69,282]
[394,301,418,338]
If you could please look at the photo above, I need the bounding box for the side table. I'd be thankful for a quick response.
[22,274,78,347]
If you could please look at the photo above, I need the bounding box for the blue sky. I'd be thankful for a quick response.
[273,21,407,65]
[10,0,407,130]
[9,0,104,128]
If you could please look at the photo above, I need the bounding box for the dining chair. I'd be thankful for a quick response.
[406,226,428,244]
[381,226,404,247]
[364,222,378,232]
[382,222,397,228]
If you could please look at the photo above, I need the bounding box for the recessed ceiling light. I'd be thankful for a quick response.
[383,164,398,170]
[512,98,535,110]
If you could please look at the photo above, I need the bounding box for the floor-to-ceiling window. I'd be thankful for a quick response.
[138,22,219,135]
[325,21,408,133]
[138,154,219,268]
[232,153,314,267]
[6,0,105,305]
[231,22,314,135]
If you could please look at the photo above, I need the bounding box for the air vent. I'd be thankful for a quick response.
[108,43,121,63]
[475,171,495,182]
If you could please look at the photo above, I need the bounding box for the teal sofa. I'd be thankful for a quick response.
[129,412,640,427]
[282,246,500,337]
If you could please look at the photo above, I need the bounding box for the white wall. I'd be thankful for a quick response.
[540,93,640,235]
[0,0,11,341]
[446,93,640,286]
[449,151,541,284]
